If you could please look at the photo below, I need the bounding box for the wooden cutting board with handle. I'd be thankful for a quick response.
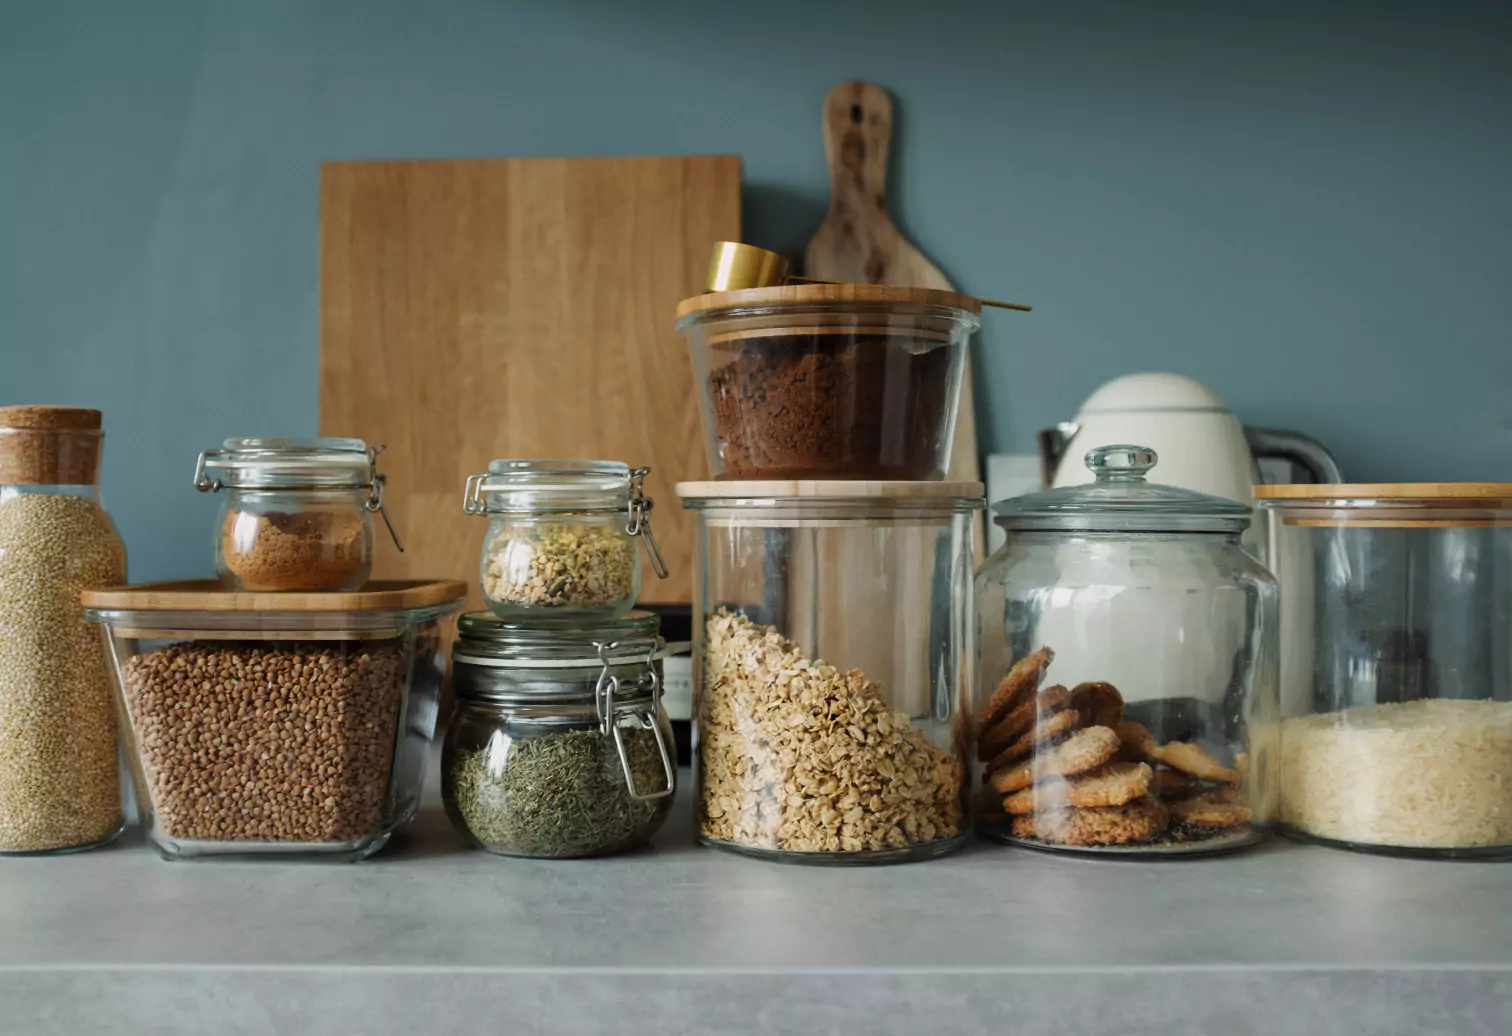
[801,81,982,714]
[319,155,741,611]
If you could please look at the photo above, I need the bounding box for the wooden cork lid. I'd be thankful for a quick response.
[0,406,104,485]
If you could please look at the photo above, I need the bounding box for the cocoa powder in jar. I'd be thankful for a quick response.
[121,640,404,843]
[706,331,953,480]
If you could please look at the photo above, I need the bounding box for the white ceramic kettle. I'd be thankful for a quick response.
[1041,373,1340,507]
[1038,372,1341,732]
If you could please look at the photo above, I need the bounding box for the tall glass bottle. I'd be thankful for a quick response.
[0,406,127,853]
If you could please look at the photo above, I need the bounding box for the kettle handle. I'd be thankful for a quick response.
[1245,427,1343,484]
[1036,422,1079,487]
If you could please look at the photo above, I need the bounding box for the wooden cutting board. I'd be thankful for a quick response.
[318,155,741,610]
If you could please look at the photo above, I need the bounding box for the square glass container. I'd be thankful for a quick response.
[675,284,981,480]
[82,579,465,861]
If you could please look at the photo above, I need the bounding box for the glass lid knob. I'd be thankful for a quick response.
[1086,444,1157,482]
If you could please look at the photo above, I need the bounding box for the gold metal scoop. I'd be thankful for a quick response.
[702,242,1032,312]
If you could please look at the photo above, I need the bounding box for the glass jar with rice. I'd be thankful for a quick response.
[1257,482,1512,858]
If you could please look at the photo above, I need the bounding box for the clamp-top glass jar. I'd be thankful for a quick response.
[443,610,677,858]
[974,445,1278,855]
[195,437,403,592]
[463,460,668,619]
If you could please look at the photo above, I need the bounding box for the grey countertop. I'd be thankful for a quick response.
[1,769,1509,1036]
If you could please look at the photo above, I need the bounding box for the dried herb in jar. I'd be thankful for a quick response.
[482,524,635,609]
[448,726,671,857]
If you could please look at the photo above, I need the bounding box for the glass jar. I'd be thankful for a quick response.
[1257,483,1512,859]
[462,460,668,619]
[443,610,676,858]
[975,445,1278,855]
[0,406,127,854]
[82,579,465,861]
[677,479,982,864]
[676,284,982,480]
[195,437,402,592]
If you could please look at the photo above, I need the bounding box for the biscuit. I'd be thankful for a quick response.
[1148,768,1196,798]
[1069,681,1124,729]
[1151,740,1240,784]
[978,683,1071,760]
[990,725,1121,793]
[1010,794,1169,846]
[1169,787,1252,828]
[1114,720,1157,759]
[977,647,1055,731]
[1002,761,1151,814]
[1063,760,1152,807]
[1001,782,1067,815]
[987,706,1084,768]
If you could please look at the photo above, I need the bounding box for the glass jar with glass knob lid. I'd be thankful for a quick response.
[194,437,403,592]
[442,609,677,858]
[462,460,669,619]
[974,445,1278,856]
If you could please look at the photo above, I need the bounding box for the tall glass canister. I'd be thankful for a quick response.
[0,406,127,853]
[1257,483,1512,858]
[677,480,982,864]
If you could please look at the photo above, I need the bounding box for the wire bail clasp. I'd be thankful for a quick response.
[594,640,675,803]
[626,466,669,579]
[365,445,404,553]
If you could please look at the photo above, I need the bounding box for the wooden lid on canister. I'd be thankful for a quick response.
[0,406,104,485]
[675,283,983,321]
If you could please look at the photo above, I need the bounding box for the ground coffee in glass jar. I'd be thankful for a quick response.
[706,330,953,480]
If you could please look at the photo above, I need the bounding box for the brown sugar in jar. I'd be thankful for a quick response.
[220,507,371,592]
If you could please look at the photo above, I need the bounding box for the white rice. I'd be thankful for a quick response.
[1279,698,1512,849]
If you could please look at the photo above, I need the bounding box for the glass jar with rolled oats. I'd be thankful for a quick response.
[676,480,983,864]
[464,460,669,620]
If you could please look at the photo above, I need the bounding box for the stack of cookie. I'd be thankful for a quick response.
[976,646,1253,850]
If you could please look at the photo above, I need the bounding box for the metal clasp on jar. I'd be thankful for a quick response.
[193,445,404,553]
[594,640,675,802]
[364,445,405,553]
[627,466,668,579]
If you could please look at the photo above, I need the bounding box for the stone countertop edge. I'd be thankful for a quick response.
[0,774,1508,1036]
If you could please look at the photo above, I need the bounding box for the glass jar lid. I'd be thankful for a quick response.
[994,445,1252,534]
[195,437,378,489]
[463,459,634,514]
[453,609,664,671]
[676,479,985,519]
[194,437,403,551]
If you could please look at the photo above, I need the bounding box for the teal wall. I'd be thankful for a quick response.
[2,0,1510,582]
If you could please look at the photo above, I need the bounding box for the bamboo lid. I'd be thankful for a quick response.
[0,405,104,485]
[676,479,984,500]
[81,579,468,613]
[676,283,982,321]
[1254,483,1512,502]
